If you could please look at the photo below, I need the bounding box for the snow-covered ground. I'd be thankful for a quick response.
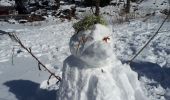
[0,0,14,6]
[0,0,170,100]
[0,19,74,100]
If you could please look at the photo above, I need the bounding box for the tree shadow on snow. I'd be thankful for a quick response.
[129,61,170,89]
[3,80,59,100]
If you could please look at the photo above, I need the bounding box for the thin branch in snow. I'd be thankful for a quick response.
[11,47,15,65]
[38,62,42,71]
[47,74,53,85]
[7,32,61,84]
[128,10,170,64]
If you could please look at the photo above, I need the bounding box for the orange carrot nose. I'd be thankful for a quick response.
[103,36,110,43]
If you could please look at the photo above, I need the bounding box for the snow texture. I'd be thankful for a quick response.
[58,24,148,100]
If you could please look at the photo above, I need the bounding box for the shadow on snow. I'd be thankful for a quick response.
[3,62,170,100]
[130,61,170,89]
[3,80,59,100]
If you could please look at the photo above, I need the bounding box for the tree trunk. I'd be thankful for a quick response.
[72,0,75,3]
[125,0,130,13]
[15,0,28,14]
[55,0,60,10]
[95,0,100,16]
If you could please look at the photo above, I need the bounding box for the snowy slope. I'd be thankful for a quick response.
[112,18,170,68]
[0,19,74,100]
[112,19,170,100]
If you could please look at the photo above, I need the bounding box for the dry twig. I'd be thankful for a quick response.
[7,32,61,84]
[11,47,15,65]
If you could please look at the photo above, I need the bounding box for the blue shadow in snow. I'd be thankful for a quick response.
[130,61,170,89]
[4,80,58,100]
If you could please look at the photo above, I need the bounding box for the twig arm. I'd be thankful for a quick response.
[7,32,61,84]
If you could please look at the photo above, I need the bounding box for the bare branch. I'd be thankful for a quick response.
[47,74,53,85]
[7,32,61,84]
[128,10,170,64]
[11,47,15,65]
[38,62,42,71]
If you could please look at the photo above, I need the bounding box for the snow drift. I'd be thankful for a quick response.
[58,24,148,100]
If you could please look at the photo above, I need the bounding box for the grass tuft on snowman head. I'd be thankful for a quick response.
[73,15,107,32]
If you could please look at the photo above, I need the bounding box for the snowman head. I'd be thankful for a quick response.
[70,24,115,67]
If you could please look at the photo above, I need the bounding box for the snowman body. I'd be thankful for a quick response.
[58,24,148,100]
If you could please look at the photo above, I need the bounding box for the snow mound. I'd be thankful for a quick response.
[58,55,148,100]
[58,24,148,100]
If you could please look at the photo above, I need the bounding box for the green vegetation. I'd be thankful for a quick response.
[73,15,107,32]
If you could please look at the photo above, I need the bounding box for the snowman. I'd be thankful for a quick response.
[58,22,148,100]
